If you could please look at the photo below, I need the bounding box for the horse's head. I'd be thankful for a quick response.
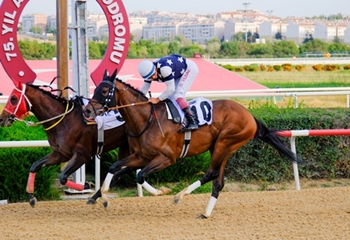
[84,69,118,119]
[0,82,31,127]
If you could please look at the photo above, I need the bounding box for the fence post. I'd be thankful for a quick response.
[290,136,301,190]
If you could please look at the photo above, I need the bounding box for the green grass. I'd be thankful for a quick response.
[237,67,350,88]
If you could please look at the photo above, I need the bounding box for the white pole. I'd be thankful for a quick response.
[95,155,100,191]
[290,136,301,190]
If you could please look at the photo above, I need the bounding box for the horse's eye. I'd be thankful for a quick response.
[102,90,108,95]
[10,95,18,105]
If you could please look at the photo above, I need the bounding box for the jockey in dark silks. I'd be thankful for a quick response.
[138,54,199,131]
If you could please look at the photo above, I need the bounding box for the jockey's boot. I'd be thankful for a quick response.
[182,107,199,131]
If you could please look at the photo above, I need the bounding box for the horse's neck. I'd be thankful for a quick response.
[117,83,151,130]
[26,86,67,122]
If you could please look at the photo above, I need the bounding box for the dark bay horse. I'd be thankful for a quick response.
[0,81,132,207]
[84,69,304,218]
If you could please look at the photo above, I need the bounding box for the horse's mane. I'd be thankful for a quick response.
[27,83,69,102]
[26,83,84,111]
[115,77,148,100]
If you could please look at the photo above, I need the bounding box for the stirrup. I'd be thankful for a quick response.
[181,124,199,132]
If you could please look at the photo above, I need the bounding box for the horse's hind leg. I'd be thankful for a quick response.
[174,145,239,218]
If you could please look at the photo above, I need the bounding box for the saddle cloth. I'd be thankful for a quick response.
[81,98,124,130]
[165,97,213,126]
[94,110,125,130]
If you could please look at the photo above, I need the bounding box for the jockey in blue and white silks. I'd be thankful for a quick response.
[138,54,199,131]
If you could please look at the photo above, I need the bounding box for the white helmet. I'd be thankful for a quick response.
[138,60,155,79]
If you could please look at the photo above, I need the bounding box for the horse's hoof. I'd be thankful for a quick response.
[173,196,180,204]
[103,201,108,208]
[159,187,171,195]
[86,198,96,205]
[196,214,208,219]
[29,197,37,208]
[84,181,95,190]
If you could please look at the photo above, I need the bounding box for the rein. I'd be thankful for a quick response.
[125,103,155,138]
[15,100,75,131]
[106,101,149,111]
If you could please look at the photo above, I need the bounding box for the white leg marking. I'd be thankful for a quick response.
[174,180,202,203]
[142,181,161,195]
[184,180,201,194]
[204,196,217,218]
[101,173,113,192]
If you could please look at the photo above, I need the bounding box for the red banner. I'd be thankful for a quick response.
[0,0,129,87]
[90,0,130,85]
[0,0,36,84]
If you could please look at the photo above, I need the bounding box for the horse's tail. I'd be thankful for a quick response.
[253,118,305,164]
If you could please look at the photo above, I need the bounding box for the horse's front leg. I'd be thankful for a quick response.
[87,153,150,207]
[26,152,65,207]
[97,167,132,208]
[136,155,172,196]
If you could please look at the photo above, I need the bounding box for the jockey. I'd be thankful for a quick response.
[138,54,199,131]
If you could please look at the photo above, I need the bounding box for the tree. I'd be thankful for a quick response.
[299,39,329,53]
[275,31,283,40]
[29,26,42,34]
[168,41,180,53]
[328,42,349,53]
[232,32,245,42]
[220,41,238,57]
[246,43,274,56]
[179,44,204,58]
[237,41,250,57]
[272,40,299,57]
[88,41,102,59]
[205,39,221,58]
[302,33,314,44]
[332,36,341,43]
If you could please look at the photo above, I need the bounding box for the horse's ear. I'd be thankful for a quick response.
[103,69,108,79]
[110,68,118,81]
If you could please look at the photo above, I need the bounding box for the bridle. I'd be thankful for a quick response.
[5,83,75,131]
[90,79,154,138]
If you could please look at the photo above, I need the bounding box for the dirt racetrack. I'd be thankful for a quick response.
[1,187,350,240]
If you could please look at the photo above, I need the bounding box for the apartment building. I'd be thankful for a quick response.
[259,22,288,42]
[345,26,350,44]
[314,21,347,42]
[178,21,225,44]
[47,15,56,30]
[224,21,258,41]
[286,21,315,44]
[20,10,350,45]
[142,23,179,42]
[22,13,47,33]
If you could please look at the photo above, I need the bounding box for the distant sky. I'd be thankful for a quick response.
[0,0,349,18]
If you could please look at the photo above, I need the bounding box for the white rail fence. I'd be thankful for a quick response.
[1,130,350,193]
[207,57,350,66]
[2,87,350,108]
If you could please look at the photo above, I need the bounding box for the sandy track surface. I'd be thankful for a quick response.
[1,187,350,240]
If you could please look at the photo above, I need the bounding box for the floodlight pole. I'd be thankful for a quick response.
[267,10,273,42]
[243,2,250,42]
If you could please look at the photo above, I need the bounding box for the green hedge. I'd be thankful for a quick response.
[0,116,60,203]
[2,108,350,202]
[226,107,350,182]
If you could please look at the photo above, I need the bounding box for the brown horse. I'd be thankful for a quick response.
[84,69,304,218]
[0,81,133,207]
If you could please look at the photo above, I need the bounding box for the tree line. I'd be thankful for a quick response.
[18,36,350,60]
